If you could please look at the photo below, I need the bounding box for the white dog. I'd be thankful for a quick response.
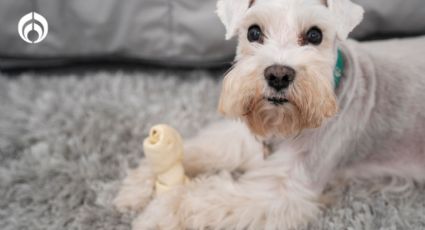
[114,0,425,229]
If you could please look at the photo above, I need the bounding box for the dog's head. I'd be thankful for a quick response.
[216,0,363,137]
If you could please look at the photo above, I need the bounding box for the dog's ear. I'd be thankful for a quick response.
[216,0,253,40]
[322,0,364,40]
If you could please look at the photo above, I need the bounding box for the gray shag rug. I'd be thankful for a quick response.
[0,69,424,230]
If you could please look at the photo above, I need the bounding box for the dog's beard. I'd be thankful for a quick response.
[218,60,338,137]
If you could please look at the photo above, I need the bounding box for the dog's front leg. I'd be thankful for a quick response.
[143,151,320,230]
[179,157,320,229]
[182,120,265,176]
[113,159,155,213]
[114,120,264,215]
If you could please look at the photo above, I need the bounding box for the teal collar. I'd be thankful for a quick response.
[333,49,344,89]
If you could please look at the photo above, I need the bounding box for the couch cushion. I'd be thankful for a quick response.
[0,0,424,70]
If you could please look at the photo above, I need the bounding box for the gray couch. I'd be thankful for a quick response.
[0,0,424,70]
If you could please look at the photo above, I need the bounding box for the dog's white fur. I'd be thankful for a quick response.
[114,0,425,229]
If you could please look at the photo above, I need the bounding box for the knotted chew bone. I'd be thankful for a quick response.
[143,124,189,195]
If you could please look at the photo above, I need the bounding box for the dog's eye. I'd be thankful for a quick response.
[306,27,322,45]
[247,25,263,43]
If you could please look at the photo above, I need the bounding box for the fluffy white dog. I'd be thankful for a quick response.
[114,0,425,229]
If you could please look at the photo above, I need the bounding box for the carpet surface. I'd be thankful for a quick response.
[0,69,424,230]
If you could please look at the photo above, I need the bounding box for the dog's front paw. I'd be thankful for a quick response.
[179,172,320,230]
[132,188,185,230]
[114,160,155,213]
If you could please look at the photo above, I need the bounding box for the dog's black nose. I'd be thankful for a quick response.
[264,65,296,91]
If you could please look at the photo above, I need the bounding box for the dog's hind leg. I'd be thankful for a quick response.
[340,129,425,189]
[341,151,425,192]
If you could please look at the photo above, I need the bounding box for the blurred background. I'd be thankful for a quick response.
[1,0,425,71]
[1,1,425,230]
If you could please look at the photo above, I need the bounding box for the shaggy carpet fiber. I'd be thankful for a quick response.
[0,69,424,230]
